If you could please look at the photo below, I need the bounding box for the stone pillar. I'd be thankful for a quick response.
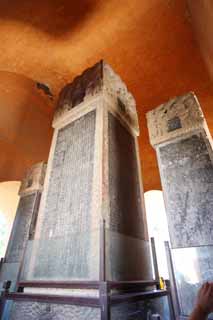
[22,61,151,284]
[146,92,213,315]
[0,162,46,289]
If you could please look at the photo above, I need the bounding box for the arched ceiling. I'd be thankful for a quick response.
[0,72,53,182]
[0,0,212,190]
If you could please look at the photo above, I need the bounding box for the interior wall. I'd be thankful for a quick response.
[0,181,20,257]
[0,71,53,182]
[187,0,213,81]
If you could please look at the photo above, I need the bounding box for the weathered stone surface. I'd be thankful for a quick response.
[10,63,154,319]
[19,162,46,196]
[158,133,213,248]
[31,111,99,280]
[103,63,138,134]
[56,61,103,112]
[111,295,170,320]
[41,111,96,237]
[1,163,45,291]
[147,92,213,319]
[146,92,205,146]
[147,92,213,248]
[5,162,45,263]
[8,301,100,320]
[108,112,145,239]
[6,295,170,320]
[54,61,139,134]
[106,112,151,280]
[5,194,38,263]
[28,65,151,284]
[21,229,99,281]
[106,229,152,281]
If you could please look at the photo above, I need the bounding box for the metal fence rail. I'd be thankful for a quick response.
[0,279,174,319]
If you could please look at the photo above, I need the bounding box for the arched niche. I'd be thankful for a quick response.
[0,181,21,257]
[144,190,170,279]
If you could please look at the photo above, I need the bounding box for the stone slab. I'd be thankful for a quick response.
[108,113,145,240]
[7,301,100,320]
[30,111,99,281]
[158,133,213,248]
[6,193,38,263]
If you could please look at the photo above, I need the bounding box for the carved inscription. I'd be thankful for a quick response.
[147,92,204,146]
[6,194,37,263]
[167,116,182,132]
[9,301,100,320]
[33,111,97,280]
[108,113,145,239]
[41,111,96,237]
[159,133,213,248]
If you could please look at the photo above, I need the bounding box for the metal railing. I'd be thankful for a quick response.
[1,279,173,319]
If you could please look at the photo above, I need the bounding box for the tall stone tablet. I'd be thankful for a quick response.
[5,62,174,320]
[22,61,151,284]
[0,162,46,289]
[147,92,213,249]
[146,92,213,316]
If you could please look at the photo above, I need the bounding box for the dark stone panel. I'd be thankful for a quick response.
[108,113,145,240]
[8,301,100,320]
[5,193,38,263]
[32,111,97,280]
[158,133,213,248]
[107,113,150,281]
[167,116,182,132]
[41,110,96,236]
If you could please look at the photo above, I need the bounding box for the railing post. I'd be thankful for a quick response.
[0,280,11,318]
[165,279,176,320]
[100,281,110,320]
[100,219,106,282]
[164,241,181,319]
[150,237,160,286]
[0,258,4,271]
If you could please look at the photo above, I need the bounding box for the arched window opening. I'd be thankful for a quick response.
[0,181,20,257]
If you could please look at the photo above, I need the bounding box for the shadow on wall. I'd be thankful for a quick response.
[0,71,53,182]
[0,0,99,37]
[0,181,20,257]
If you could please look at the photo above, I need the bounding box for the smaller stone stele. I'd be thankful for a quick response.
[146,92,205,147]
[54,60,139,135]
[19,162,47,196]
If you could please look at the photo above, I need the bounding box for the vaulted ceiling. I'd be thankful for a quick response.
[0,0,213,190]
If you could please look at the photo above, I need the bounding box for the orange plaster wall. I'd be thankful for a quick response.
[0,72,53,182]
[187,0,213,81]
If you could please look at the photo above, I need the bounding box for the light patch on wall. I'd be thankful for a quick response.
[0,181,20,257]
[0,212,9,257]
[173,247,199,285]
[144,190,170,279]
